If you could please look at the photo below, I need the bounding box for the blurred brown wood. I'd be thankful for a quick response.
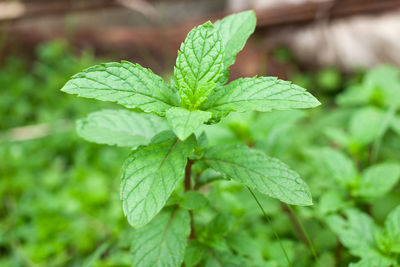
[255,0,400,28]
[2,0,400,24]
[2,0,400,76]
[0,0,192,22]
[0,0,118,21]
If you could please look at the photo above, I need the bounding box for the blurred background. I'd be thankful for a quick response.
[1,0,400,266]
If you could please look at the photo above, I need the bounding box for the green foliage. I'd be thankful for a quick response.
[326,209,378,257]
[131,208,190,267]
[180,191,208,210]
[166,107,211,140]
[77,109,168,147]
[214,10,256,68]
[202,144,312,205]
[121,132,195,227]
[174,21,224,109]
[4,9,400,267]
[61,61,178,115]
[60,10,320,267]
[0,41,132,266]
[202,77,320,114]
[356,163,400,198]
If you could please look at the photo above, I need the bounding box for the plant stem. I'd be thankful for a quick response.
[281,203,308,245]
[184,159,196,239]
[284,204,320,265]
[335,241,342,266]
[184,159,193,191]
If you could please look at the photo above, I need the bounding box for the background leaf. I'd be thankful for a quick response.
[180,191,208,210]
[306,147,358,187]
[349,107,386,145]
[77,109,168,147]
[357,163,400,198]
[383,205,400,252]
[349,256,392,267]
[326,209,378,257]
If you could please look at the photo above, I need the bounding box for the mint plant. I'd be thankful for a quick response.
[61,10,320,266]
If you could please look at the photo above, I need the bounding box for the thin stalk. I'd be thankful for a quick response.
[184,159,196,239]
[335,241,342,266]
[247,187,291,266]
[285,204,320,265]
[281,203,308,245]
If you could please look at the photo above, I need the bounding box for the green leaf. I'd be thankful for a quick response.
[349,107,386,145]
[166,107,211,141]
[206,214,235,239]
[364,65,400,107]
[349,256,392,267]
[203,247,247,267]
[357,163,400,198]
[326,208,378,257]
[307,147,358,187]
[323,127,351,148]
[131,208,190,267]
[184,240,205,267]
[318,191,348,216]
[76,109,168,147]
[180,191,208,210]
[214,10,256,68]
[120,131,195,227]
[383,205,400,252]
[226,231,264,265]
[202,144,312,205]
[174,21,224,109]
[391,116,400,135]
[61,61,178,115]
[202,77,320,114]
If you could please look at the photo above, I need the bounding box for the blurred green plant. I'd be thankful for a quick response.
[0,41,133,266]
[2,16,400,267]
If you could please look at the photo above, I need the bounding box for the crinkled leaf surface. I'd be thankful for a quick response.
[202,144,312,205]
[214,10,256,68]
[166,107,211,141]
[131,208,190,267]
[202,77,320,114]
[174,21,224,108]
[77,109,168,147]
[61,61,178,115]
[357,163,400,198]
[121,131,195,227]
